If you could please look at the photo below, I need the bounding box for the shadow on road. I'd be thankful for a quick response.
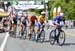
[55,43,75,46]
[63,43,75,46]
[43,40,50,43]
[44,40,75,46]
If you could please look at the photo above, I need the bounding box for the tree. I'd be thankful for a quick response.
[50,0,75,20]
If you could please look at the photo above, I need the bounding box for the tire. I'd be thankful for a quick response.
[32,31,36,41]
[0,29,3,33]
[39,30,45,43]
[23,27,27,39]
[57,30,65,46]
[13,30,16,38]
[19,31,22,39]
[49,30,56,45]
[9,30,12,37]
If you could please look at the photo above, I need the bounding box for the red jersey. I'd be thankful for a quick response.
[30,15,37,22]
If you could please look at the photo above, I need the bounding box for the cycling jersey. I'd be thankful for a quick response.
[53,16,65,25]
[38,15,46,23]
[29,15,37,26]
[35,15,46,28]
[22,17,27,26]
[30,15,37,22]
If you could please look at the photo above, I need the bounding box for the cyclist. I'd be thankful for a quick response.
[35,11,48,41]
[21,12,29,36]
[53,12,67,33]
[22,12,29,25]
[28,15,38,40]
[17,11,23,36]
[12,14,17,31]
[38,11,48,25]
[36,11,48,31]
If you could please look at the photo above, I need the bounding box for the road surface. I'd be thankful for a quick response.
[0,28,74,51]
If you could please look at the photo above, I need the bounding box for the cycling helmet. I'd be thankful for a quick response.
[60,13,65,17]
[23,12,28,17]
[18,11,23,16]
[41,11,46,15]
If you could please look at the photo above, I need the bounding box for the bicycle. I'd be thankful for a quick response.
[19,24,27,40]
[49,25,65,46]
[36,24,45,43]
[19,16,28,39]
[9,23,16,38]
[29,24,36,41]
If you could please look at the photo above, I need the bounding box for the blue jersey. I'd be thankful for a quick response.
[53,16,65,25]
[53,16,62,23]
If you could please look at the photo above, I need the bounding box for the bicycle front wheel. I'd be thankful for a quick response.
[57,30,65,46]
[49,30,56,45]
[39,30,45,43]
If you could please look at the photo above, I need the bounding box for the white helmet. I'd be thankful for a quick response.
[24,14,28,17]
[18,11,23,16]
[23,12,28,17]
[41,11,46,15]
[60,13,65,17]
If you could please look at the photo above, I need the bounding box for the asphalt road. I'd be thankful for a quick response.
[2,28,75,51]
[0,33,6,46]
[0,12,75,51]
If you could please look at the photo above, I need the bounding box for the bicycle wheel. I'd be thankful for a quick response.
[9,27,12,37]
[13,30,16,38]
[39,30,45,43]
[31,31,36,41]
[9,30,13,37]
[19,25,24,39]
[57,30,65,46]
[19,31,22,39]
[23,27,27,39]
[49,30,56,45]
[9,25,14,37]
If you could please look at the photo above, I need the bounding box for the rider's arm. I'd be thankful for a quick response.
[45,18,48,23]
[35,17,38,22]
[63,18,65,24]
[27,17,29,23]
[38,16,41,22]
[63,18,67,26]
[29,16,32,22]
[55,20,59,25]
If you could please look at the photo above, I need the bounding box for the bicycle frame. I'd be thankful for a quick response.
[55,25,65,40]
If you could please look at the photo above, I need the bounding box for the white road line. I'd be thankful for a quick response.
[0,32,9,51]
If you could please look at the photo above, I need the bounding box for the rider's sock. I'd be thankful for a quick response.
[36,34,38,40]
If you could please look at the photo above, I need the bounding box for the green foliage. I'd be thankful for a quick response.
[28,9,35,12]
[50,0,75,21]
[34,9,44,16]
[28,9,44,16]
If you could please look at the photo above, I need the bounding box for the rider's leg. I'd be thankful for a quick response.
[35,23,40,34]
[54,24,59,37]
[28,22,32,37]
[35,23,41,41]
[20,24,24,36]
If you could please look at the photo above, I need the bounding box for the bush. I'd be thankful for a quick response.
[34,9,44,16]
[28,9,35,12]
[50,0,75,21]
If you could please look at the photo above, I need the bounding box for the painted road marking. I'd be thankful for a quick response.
[0,32,9,51]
